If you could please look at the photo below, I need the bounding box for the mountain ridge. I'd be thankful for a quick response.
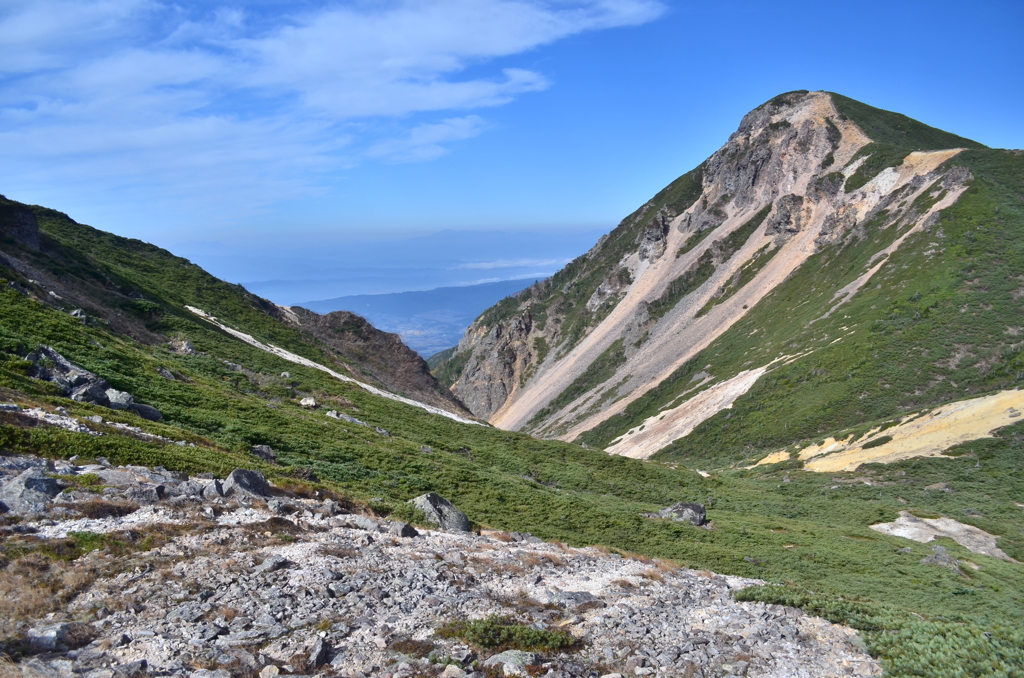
[0,194,472,419]
[436,90,1024,472]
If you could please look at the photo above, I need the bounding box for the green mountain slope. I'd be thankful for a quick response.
[2,94,1024,675]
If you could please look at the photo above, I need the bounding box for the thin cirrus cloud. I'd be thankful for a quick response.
[0,0,665,223]
[456,257,571,270]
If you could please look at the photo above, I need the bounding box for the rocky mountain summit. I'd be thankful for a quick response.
[0,453,879,678]
[434,90,1020,470]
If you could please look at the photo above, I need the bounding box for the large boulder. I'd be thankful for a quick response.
[411,492,471,532]
[105,389,134,410]
[29,346,110,405]
[25,622,95,652]
[69,380,110,407]
[483,650,539,671]
[656,502,707,526]
[0,468,63,516]
[250,444,276,462]
[130,403,163,421]
[222,469,271,498]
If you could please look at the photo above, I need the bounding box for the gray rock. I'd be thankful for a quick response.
[307,637,330,669]
[921,545,960,570]
[482,650,538,669]
[177,480,205,497]
[555,590,606,611]
[124,485,162,503]
[0,468,63,516]
[70,381,111,407]
[656,502,707,526]
[250,444,276,462]
[337,413,367,427]
[255,555,291,574]
[26,622,95,652]
[222,469,270,497]
[105,389,134,410]
[202,480,223,500]
[348,515,380,531]
[411,492,471,532]
[387,521,419,538]
[129,403,163,421]
[190,670,231,678]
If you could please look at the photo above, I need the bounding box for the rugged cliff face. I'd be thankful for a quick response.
[285,306,472,417]
[437,91,1018,466]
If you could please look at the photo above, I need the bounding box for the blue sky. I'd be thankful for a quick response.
[2,0,1022,299]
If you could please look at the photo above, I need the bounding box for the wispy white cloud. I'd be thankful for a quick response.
[368,115,490,162]
[456,257,572,269]
[0,0,666,225]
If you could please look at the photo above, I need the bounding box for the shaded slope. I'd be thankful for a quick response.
[0,194,469,418]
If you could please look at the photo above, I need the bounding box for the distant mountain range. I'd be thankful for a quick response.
[297,278,541,356]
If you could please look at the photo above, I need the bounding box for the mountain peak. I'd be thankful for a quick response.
[437,92,1010,468]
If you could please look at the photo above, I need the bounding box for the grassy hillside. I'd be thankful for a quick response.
[0,200,1022,675]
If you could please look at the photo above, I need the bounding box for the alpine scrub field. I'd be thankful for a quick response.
[1,267,1023,675]
[2,91,1024,675]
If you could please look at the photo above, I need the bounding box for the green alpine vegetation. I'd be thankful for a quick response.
[3,91,1024,676]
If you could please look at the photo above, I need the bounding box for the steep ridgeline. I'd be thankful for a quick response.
[437,91,1023,467]
[0,196,472,419]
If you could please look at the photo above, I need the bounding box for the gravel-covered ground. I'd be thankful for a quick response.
[0,454,881,678]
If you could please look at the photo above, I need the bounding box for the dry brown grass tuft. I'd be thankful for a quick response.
[472,556,526,577]
[0,552,108,639]
[520,552,565,568]
[69,500,138,520]
[654,559,681,574]
[640,569,664,583]
[318,544,359,559]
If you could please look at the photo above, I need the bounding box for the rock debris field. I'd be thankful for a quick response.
[0,454,880,678]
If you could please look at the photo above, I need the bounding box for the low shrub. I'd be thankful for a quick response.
[436,615,577,653]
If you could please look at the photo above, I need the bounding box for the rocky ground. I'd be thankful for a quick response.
[0,453,881,678]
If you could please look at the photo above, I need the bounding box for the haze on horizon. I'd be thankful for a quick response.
[1,0,1021,301]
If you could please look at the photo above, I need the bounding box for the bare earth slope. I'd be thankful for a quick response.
[439,90,1008,468]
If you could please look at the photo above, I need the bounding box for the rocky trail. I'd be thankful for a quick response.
[0,453,880,678]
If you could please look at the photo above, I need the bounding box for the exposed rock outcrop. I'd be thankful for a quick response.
[437,91,979,459]
[26,346,163,421]
[450,312,534,420]
[0,454,881,678]
[411,492,471,532]
[283,307,472,419]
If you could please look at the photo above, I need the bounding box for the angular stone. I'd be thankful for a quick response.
[250,444,276,462]
[0,468,62,516]
[656,502,707,526]
[348,515,380,531]
[410,492,471,532]
[222,469,270,497]
[130,403,163,421]
[387,521,419,538]
[482,650,538,669]
[105,389,134,410]
[202,479,223,500]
